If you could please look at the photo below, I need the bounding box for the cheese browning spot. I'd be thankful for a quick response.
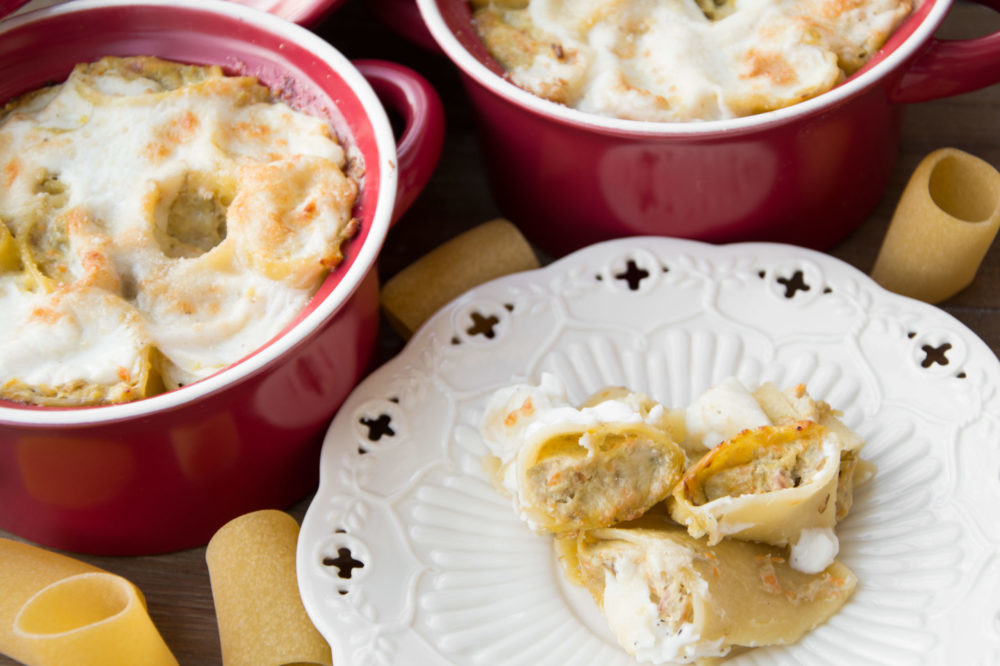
[742,50,797,86]
[505,397,535,426]
[3,158,19,187]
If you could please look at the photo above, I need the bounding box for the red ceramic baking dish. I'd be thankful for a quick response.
[415,0,1000,256]
[0,0,444,555]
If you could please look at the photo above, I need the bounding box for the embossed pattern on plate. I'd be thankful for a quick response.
[298,237,1000,666]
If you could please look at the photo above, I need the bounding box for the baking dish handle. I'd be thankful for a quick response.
[891,0,1000,103]
[354,60,445,225]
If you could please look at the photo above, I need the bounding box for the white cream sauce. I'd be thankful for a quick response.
[602,552,726,663]
[685,376,772,449]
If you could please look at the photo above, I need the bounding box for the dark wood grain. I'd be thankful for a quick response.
[2,1,999,664]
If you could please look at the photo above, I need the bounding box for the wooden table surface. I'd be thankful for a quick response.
[2,1,1000,664]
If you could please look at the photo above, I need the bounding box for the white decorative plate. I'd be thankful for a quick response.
[298,237,1000,666]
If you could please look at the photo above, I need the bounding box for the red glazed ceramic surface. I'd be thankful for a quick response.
[232,0,349,25]
[0,0,444,555]
[368,0,441,52]
[5,0,348,25]
[416,0,1000,256]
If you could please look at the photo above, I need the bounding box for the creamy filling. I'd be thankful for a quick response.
[789,526,839,574]
[601,553,726,663]
[685,377,772,449]
[525,432,668,526]
[700,434,828,502]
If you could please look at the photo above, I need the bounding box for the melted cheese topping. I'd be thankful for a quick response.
[0,57,358,406]
[472,0,912,121]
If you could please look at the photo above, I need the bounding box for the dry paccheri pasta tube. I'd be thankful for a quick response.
[0,538,177,666]
[556,518,857,664]
[480,373,687,533]
[670,378,867,573]
[379,218,539,338]
[871,147,1000,303]
[206,510,331,666]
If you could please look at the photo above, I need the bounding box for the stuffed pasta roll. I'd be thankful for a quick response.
[750,381,869,522]
[480,374,686,533]
[668,420,845,573]
[676,379,869,570]
[556,520,857,664]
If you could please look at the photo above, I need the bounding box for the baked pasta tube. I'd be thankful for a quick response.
[750,381,868,522]
[668,420,843,573]
[480,374,686,533]
[557,520,857,664]
[674,378,868,572]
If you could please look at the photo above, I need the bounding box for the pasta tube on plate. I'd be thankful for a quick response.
[670,379,868,573]
[480,373,686,533]
[556,519,857,664]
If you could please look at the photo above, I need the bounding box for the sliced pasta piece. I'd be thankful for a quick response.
[683,378,868,523]
[557,520,856,664]
[752,381,868,521]
[481,374,686,533]
[668,420,843,573]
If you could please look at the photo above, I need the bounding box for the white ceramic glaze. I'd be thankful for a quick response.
[298,237,1000,666]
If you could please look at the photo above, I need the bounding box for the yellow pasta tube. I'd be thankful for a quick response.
[379,218,540,338]
[667,421,844,574]
[0,538,177,666]
[871,147,1000,303]
[15,573,178,666]
[206,510,331,666]
[0,538,101,664]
